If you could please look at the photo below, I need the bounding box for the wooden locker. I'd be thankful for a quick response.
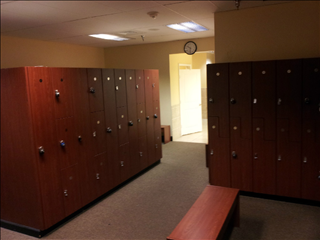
[60,164,82,217]
[114,69,127,107]
[276,119,301,198]
[230,117,253,192]
[276,59,302,142]
[87,68,104,112]
[102,68,121,191]
[116,106,129,146]
[229,62,252,139]
[252,118,276,195]
[153,100,161,130]
[154,128,162,162]
[151,69,160,101]
[135,69,145,104]
[90,111,107,155]
[207,63,229,138]
[137,102,147,137]
[208,117,230,187]
[119,143,131,182]
[26,67,65,229]
[90,153,109,199]
[252,61,276,140]
[138,135,148,170]
[1,67,44,230]
[55,117,78,170]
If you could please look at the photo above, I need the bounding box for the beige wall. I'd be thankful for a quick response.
[104,37,215,129]
[1,35,105,68]
[215,1,320,63]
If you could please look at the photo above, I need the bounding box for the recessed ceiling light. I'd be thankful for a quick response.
[89,34,129,41]
[167,21,208,33]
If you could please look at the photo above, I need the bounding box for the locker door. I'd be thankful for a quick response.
[138,135,148,170]
[208,117,230,187]
[135,70,145,104]
[301,120,319,201]
[26,67,65,229]
[230,117,253,191]
[88,153,108,199]
[207,63,229,138]
[137,102,146,137]
[302,58,320,120]
[151,70,160,101]
[102,69,121,191]
[91,111,107,155]
[117,106,129,146]
[144,70,155,164]
[119,143,131,182]
[115,69,127,107]
[153,100,161,130]
[87,68,104,112]
[60,164,82,217]
[252,61,276,140]
[51,68,74,119]
[276,59,302,142]
[56,117,78,170]
[154,128,162,162]
[252,118,276,195]
[229,62,252,139]
[276,119,301,198]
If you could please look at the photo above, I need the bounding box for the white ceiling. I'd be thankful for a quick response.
[1,1,288,48]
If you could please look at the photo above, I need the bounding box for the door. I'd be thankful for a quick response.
[179,69,202,135]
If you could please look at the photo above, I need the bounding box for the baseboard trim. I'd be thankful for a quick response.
[1,159,161,238]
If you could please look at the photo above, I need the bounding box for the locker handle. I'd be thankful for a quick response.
[303,157,307,163]
[254,153,258,159]
[154,114,158,119]
[106,127,112,133]
[146,116,150,120]
[136,84,139,89]
[89,87,95,93]
[38,146,45,155]
[128,121,134,126]
[231,151,237,158]
[78,136,82,142]
[155,144,158,149]
[55,90,60,98]
[210,150,213,155]
[277,98,282,105]
[209,98,214,103]
[137,119,141,123]
[230,98,236,104]
[304,98,310,104]
[120,161,124,167]
[93,131,96,137]
[140,152,143,157]
[278,155,281,161]
[96,173,100,180]
[60,140,66,147]
[64,190,68,197]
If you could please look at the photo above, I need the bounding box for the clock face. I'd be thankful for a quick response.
[184,41,197,55]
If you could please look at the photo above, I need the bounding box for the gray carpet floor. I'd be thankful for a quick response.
[1,142,320,240]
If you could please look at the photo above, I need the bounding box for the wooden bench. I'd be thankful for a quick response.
[161,125,171,144]
[167,185,240,240]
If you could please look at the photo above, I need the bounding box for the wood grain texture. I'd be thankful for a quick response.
[167,185,239,240]
[1,67,44,229]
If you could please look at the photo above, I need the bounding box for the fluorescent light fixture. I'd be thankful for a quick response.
[167,21,208,33]
[89,34,129,41]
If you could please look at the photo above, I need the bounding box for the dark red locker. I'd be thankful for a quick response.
[26,67,65,229]
[230,117,253,192]
[151,70,160,101]
[138,135,148,170]
[60,164,82,217]
[301,119,319,201]
[302,58,320,119]
[117,106,129,146]
[51,68,74,119]
[87,68,104,113]
[208,117,230,187]
[56,117,78,170]
[114,69,127,107]
[154,129,162,162]
[102,69,121,190]
[229,62,252,140]
[207,63,229,138]
[137,103,146,138]
[135,70,145,104]
[252,61,276,141]
[276,119,301,198]
[90,111,107,155]
[276,59,302,142]
[91,153,108,198]
[119,143,131,182]
[252,118,276,195]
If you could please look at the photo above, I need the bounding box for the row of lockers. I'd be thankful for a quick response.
[1,66,162,233]
[207,57,320,201]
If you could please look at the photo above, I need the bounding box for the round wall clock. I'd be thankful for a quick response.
[184,41,197,55]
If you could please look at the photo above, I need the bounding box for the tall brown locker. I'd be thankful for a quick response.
[1,66,162,237]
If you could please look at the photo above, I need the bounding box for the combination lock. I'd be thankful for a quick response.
[128,121,134,126]
[154,114,158,118]
[231,151,237,158]
[89,87,95,93]
[60,140,66,147]
[38,146,45,155]
[55,90,60,98]
[106,127,112,133]
[230,98,236,104]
